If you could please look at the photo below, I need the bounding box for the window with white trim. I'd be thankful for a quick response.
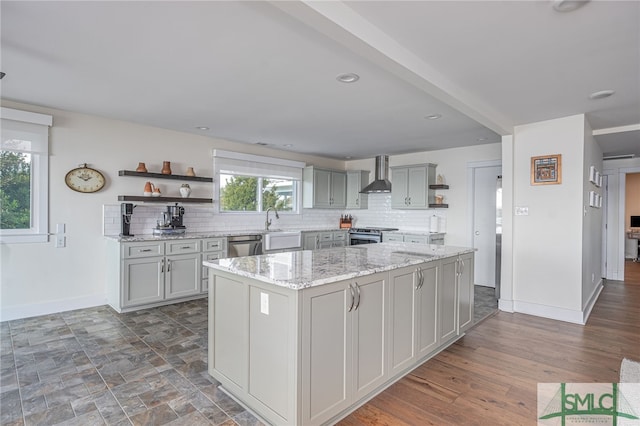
[213,150,304,214]
[1,108,52,243]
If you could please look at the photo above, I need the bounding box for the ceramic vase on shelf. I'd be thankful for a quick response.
[144,181,154,196]
[136,162,148,173]
[161,161,172,175]
[152,187,162,197]
[180,184,191,198]
[185,167,196,177]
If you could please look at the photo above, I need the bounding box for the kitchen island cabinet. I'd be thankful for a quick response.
[205,243,474,426]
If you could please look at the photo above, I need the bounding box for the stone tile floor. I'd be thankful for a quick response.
[0,299,263,426]
[2,289,498,425]
[473,285,498,323]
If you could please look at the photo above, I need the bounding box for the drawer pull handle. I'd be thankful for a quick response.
[181,246,191,249]
[139,249,153,252]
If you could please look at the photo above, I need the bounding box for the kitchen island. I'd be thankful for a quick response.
[204,243,474,426]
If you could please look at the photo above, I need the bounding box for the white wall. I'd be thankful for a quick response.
[0,101,343,321]
[581,119,603,314]
[510,114,598,324]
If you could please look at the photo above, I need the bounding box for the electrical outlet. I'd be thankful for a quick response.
[55,235,66,248]
[260,292,269,315]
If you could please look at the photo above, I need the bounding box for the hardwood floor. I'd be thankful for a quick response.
[339,280,640,425]
[625,259,640,284]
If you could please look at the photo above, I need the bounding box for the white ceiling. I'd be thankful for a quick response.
[1,1,638,160]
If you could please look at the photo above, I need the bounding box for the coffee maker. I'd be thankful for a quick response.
[120,203,135,237]
[153,203,186,235]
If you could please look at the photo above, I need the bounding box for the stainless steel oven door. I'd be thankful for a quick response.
[349,233,381,245]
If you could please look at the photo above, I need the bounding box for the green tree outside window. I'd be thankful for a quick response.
[0,151,32,229]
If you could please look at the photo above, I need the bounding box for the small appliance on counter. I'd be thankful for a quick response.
[153,203,186,236]
[120,203,135,237]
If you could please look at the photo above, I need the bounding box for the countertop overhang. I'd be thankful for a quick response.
[203,243,474,290]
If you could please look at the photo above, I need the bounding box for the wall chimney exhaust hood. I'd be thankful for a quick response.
[360,155,392,193]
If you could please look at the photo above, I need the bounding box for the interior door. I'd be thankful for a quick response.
[473,166,501,287]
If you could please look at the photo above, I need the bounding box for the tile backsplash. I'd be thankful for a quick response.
[103,194,446,236]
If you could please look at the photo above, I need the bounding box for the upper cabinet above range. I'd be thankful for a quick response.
[303,166,347,209]
[390,163,436,209]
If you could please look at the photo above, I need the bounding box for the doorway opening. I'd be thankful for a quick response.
[467,160,502,323]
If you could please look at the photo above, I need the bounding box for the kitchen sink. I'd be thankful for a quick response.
[264,231,302,251]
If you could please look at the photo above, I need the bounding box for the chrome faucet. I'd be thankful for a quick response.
[265,207,280,230]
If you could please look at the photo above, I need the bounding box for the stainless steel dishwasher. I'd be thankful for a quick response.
[227,234,263,257]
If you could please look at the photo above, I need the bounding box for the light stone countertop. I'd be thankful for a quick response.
[203,243,474,290]
[104,228,346,243]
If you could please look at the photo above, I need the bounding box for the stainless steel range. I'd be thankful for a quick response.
[349,227,399,245]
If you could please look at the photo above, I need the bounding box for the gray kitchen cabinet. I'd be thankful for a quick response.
[458,252,474,334]
[206,251,473,426]
[108,237,225,312]
[165,253,201,299]
[439,255,458,342]
[201,238,227,292]
[383,233,405,243]
[123,255,164,307]
[303,166,347,209]
[302,232,320,250]
[391,164,436,209]
[302,230,348,250]
[388,262,438,376]
[301,272,387,425]
[346,170,369,209]
[383,232,445,245]
[439,253,475,342]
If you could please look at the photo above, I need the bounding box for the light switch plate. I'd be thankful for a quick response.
[56,223,66,233]
[515,206,529,216]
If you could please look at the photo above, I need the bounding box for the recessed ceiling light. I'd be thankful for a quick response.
[345,156,352,159]
[589,90,615,100]
[425,114,442,120]
[551,0,589,12]
[282,144,293,147]
[477,137,488,142]
[336,73,360,83]
[195,126,209,130]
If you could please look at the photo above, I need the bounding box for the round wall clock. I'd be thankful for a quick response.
[65,163,106,193]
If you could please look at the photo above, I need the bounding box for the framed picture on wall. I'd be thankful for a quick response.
[531,154,562,185]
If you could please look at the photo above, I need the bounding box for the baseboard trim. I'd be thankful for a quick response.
[582,279,604,324]
[498,298,514,312]
[512,300,585,325]
[0,294,107,322]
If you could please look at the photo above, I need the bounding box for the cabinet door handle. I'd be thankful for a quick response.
[355,198,359,206]
[407,197,411,205]
[348,284,356,312]
[139,248,153,252]
[166,259,171,272]
[415,267,421,290]
[316,236,320,249]
[459,258,465,275]
[354,282,361,310]
[161,259,165,273]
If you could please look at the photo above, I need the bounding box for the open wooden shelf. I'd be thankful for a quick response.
[429,203,449,209]
[118,170,213,182]
[429,184,449,190]
[118,195,213,203]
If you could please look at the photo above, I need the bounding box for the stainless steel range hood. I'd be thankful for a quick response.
[360,155,392,193]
